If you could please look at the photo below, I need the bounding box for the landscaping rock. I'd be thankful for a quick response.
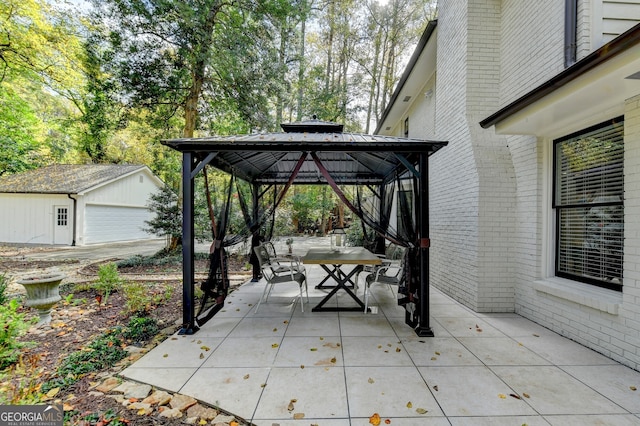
[113,381,152,399]
[212,414,235,424]
[169,393,198,411]
[95,377,120,393]
[143,390,172,406]
[127,402,153,415]
[158,407,183,419]
[186,403,218,420]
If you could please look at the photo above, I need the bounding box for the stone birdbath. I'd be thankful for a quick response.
[17,273,66,326]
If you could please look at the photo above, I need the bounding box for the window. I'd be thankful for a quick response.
[57,207,68,226]
[553,117,624,290]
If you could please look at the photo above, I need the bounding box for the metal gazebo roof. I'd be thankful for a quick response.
[162,120,447,185]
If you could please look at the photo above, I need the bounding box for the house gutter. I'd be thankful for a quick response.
[374,20,438,135]
[480,22,640,129]
[565,0,577,67]
[67,194,77,246]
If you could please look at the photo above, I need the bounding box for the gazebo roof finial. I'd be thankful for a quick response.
[280,116,344,133]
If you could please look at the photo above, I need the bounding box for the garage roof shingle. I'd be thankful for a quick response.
[0,164,146,194]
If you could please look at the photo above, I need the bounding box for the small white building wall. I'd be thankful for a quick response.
[0,194,73,245]
[75,169,162,245]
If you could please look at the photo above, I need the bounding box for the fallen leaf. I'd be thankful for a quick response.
[272,343,279,348]
[533,334,540,337]
[368,378,375,384]
[283,320,289,324]
[46,388,60,398]
[406,401,412,408]
[395,347,401,352]
[498,393,507,399]
[201,345,210,351]
[293,413,305,419]
[310,348,317,351]
[230,422,239,426]
[415,408,428,414]
[522,392,530,398]
[128,397,138,403]
[384,419,391,424]
[163,354,168,358]
[243,374,250,379]
[330,357,337,363]
[630,386,637,391]
[137,409,146,415]
[369,413,381,426]
[199,353,204,359]
[433,385,438,391]
[197,340,202,344]
[510,394,521,400]
[435,351,440,356]
[288,400,295,411]
[199,420,207,425]
[300,365,305,369]
[431,357,437,361]
[273,328,278,332]
[63,403,74,411]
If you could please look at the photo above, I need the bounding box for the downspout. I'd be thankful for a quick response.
[67,194,77,246]
[565,0,578,67]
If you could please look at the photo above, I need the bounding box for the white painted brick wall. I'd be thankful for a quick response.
[424,0,640,369]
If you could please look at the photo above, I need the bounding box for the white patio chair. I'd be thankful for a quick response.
[363,247,406,313]
[254,243,308,313]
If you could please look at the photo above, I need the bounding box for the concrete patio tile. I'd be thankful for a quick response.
[350,417,451,426]
[457,337,552,366]
[388,316,451,337]
[448,416,550,426]
[283,315,340,336]
[194,316,243,337]
[339,314,398,337]
[562,365,640,413]
[119,367,197,393]
[401,336,482,366]
[491,366,627,415]
[252,366,349,420]
[226,315,289,338]
[429,303,478,318]
[201,336,282,368]
[179,367,270,421]
[418,366,537,417]
[128,335,223,368]
[433,316,506,338]
[517,333,620,366]
[344,366,444,418]
[273,336,343,367]
[479,315,557,338]
[342,336,414,367]
[259,420,350,426]
[544,414,640,425]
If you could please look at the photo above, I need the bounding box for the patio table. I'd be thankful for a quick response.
[302,247,382,312]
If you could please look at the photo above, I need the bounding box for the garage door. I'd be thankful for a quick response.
[84,205,154,244]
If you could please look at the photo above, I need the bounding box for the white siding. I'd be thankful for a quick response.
[0,194,72,245]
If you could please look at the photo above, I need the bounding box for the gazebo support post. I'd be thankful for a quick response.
[415,152,433,337]
[179,152,199,335]
[251,183,261,281]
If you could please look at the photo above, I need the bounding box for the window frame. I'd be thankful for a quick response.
[552,117,624,291]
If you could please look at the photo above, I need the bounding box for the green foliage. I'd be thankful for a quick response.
[122,282,173,316]
[289,186,336,233]
[345,217,365,247]
[0,300,35,370]
[0,354,44,404]
[95,262,123,303]
[42,328,127,393]
[0,273,8,305]
[143,185,182,243]
[122,316,158,342]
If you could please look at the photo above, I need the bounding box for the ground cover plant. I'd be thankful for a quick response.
[0,248,250,425]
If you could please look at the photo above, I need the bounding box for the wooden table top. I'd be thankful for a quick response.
[302,247,382,265]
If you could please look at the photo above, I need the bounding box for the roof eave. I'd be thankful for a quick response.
[480,23,640,130]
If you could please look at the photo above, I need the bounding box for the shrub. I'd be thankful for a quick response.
[95,262,123,303]
[122,282,174,315]
[122,316,158,342]
[0,299,35,370]
[0,273,8,305]
[42,328,127,393]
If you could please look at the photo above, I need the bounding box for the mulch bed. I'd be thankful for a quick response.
[1,253,253,425]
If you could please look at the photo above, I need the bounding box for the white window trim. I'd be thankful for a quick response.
[538,135,622,315]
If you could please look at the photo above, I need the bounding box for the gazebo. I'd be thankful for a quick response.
[162,119,447,337]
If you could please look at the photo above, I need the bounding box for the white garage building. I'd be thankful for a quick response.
[0,164,164,246]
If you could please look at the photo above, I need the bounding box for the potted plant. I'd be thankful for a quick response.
[286,238,294,254]
[17,272,66,326]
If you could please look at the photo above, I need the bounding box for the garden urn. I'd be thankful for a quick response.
[17,273,65,326]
